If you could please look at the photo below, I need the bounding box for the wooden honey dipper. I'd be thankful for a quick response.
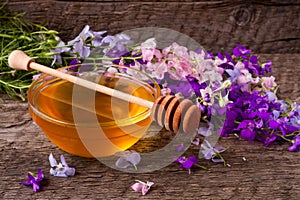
[8,50,201,134]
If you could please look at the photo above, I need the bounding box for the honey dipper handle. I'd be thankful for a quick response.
[8,50,154,109]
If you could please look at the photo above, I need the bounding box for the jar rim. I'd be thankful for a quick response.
[28,64,161,127]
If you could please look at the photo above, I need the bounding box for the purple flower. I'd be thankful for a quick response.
[50,40,71,65]
[238,120,256,141]
[217,52,224,60]
[167,81,193,98]
[49,153,75,177]
[198,127,212,137]
[176,144,185,152]
[115,150,141,170]
[219,105,241,137]
[69,58,81,66]
[186,75,207,97]
[225,67,240,82]
[200,140,225,163]
[175,156,198,174]
[21,169,44,192]
[90,30,107,47]
[73,42,90,58]
[131,180,154,196]
[68,25,93,58]
[288,135,300,152]
[101,33,132,58]
[233,44,251,57]
[269,119,280,129]
[183,156,198,169]
[198,103,212,121]
[263,133,278,146]
[250,55,258,64]
[262,61,272,74]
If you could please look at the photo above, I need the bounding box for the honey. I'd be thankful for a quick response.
[28,68,158,157]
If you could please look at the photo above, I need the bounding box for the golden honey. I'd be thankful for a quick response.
[28,66,159,157]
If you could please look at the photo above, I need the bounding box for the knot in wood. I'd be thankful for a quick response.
[232,6,253,26]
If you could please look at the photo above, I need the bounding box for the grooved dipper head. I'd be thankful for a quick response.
[151,95,201,134]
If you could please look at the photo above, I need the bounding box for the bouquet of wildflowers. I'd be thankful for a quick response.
[51,26,299,154]
[2,25,299,173]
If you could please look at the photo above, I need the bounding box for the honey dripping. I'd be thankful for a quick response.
[30,74,155,156]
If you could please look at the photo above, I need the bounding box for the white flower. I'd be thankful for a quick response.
[49,153,75,177]
[218,91,231,108]
[200,87,214,106]
[222,80,232,89]
[200,140,225,163]
[213,56,228,67]
[202,70,223,83]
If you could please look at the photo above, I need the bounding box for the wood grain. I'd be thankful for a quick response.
[0,54,299,199]
[5,0,300,53]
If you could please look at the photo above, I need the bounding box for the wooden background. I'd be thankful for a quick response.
[5,0,300,54]
[1,0,300,199]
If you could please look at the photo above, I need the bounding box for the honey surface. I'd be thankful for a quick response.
[29,75,155,157]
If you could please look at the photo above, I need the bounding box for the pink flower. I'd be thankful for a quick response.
[146,62,167,80]
[180,60,193,77]
[167,60,175,69]
[153,49,163,60]
[262,76,277,90]
[235,61,245,70]
[162,42,190,61]
[237,69,251,85]
[217,67,224,75]
[237,69,259,92]
[131,180,154,195]
[167,62,184,80]
[142,49,155,62]
[141,38,157,62]
[32,73,41,81]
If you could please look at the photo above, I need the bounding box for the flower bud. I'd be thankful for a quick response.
[222,80,232,89]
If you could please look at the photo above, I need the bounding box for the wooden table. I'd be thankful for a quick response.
[0,54,299,199]
[2,0,300,199]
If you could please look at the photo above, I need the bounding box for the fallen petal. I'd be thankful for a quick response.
[131,182,143,192]
[65,167,76,177]
[49,153,58,167]
[60,155,69,167]
[141,185,150,195]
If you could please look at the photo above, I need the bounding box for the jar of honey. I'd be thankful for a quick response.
[28,64,160,157]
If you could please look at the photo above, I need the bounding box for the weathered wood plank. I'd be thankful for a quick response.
[260,54,300,103]
[7,0,300,3]
[0,54,299,199]
[0,96,299,199]
[5,0,300,53]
